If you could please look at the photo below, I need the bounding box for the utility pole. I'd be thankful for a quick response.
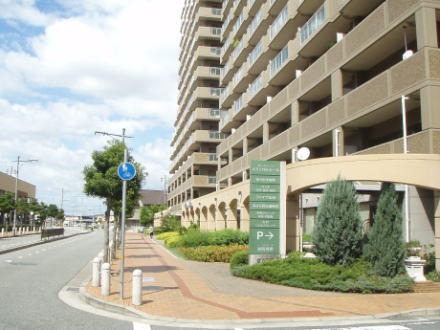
[95,128,133,300]
[12,156,38,236]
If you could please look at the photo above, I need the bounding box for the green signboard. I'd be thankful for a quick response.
[249,160,281,256]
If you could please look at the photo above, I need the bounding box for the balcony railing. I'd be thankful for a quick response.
[247,39,263,66]
[208,153,218,161]
[210,47,221,55]
[231,39,243,60]
[211,8,222,15]
[210,88,223,96]
[247,74,262,98]
[270,3,288,39]
[208,176,216,184]
[270,44,288,76]
[232,94,243,114]
[247,7,262,37]
[209,131,228,139]
[300,4,326,44]
[212,27,222,35]
[210,67,221,75]
[233,12,245,34]
[220,109,230,127]
[210,108,221,117]
[232,65,244,86]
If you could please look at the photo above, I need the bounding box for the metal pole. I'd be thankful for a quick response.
[120,129,127,300]
[401,95,410,242]
[13,156,20,236]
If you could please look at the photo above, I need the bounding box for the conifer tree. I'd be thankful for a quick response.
[312,178,363,266]
[364,183,406,277]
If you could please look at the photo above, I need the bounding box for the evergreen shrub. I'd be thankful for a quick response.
[177,229,248,247]
[313,178,363,266]
[364,184,406,277]
[229,249,249,269]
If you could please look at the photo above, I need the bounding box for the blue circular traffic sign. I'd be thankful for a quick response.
[117,162,136,181]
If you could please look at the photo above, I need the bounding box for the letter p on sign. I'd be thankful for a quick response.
[257,231,264,240]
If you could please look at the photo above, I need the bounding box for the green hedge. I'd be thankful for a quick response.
[231,252,414,294]
[179,245,248,262]
[176,229,248,247]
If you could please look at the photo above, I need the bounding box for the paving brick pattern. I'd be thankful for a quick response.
[87,233,440,320]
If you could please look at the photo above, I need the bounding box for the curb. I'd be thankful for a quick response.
[79,284,440,327]
[0,231,92,255]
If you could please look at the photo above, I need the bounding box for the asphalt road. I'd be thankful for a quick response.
[0,230,132,330]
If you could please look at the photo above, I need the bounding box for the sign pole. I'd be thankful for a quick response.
[120,147,128,300]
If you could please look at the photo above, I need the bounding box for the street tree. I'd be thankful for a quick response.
[364,183,406,277]
[0,193,15,228]
[140,205,166,226]
[312,178,363,266]
[83,140,145,262]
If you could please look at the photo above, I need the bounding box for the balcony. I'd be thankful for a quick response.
[247,34,277,75]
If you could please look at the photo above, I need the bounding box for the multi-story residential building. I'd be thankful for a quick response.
[161,0,440,267]
[167,0,225,215]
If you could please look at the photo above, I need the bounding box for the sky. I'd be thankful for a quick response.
[0,0,182,215]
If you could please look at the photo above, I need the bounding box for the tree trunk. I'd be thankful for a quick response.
[103,205,111,263]
[112,215,119,258]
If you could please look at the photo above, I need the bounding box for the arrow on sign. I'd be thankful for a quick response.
[265,232,274,240]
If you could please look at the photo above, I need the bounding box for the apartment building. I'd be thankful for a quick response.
[167,0,225,215]
[166,0,440,260]
[0,171,36,199]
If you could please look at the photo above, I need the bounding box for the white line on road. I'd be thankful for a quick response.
[5,260,12,263]
[132,322,151,330]
[18,256,23,259]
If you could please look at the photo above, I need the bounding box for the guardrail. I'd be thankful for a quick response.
[41,228,64,240]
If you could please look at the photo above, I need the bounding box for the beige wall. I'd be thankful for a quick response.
[0,172,36,199]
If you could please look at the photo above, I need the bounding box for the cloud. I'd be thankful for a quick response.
[0,0,181,213]
[0,0,54,27]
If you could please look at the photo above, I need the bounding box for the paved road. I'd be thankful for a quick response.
[0,230,132,330]
[0,227,88,252]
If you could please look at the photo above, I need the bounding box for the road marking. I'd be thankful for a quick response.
[28,254,32,256]
[42,248,46,251]
[132,322,151,330]
[5,260,12,263]
[18,256,23,259]
[311,326,412,330]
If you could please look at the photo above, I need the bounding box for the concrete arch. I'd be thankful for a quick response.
[286,154,440,194]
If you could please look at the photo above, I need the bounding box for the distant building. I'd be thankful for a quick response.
[0,171,36,199]
[128,189,167,226]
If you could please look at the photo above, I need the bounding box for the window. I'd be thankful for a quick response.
[270,44,288,76]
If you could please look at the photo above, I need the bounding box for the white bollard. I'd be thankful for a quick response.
[101,263,110,296]
[98,251,104,263]
[1,228,4,237]
[132,269,143,306]
[92,258,101,287]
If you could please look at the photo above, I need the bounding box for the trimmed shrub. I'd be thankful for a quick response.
[179,245,248,262]
[364,184,406,277]
[165,235,182,248]
[177,229,248,247]
[313,178,363,266]
[231,254,414,293]
[156,231,179,241]
[230,249,249,269]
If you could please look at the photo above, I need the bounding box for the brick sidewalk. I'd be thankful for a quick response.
[87,233,440,320]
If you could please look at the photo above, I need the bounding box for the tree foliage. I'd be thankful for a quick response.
[364,183,406,277]
[139,204,166,226]
[312,178,363,266]
[83,139,146,261]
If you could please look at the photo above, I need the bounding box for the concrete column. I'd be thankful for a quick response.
[92,257,101,287]
[225,205,237,230]
[415,6,438,50]
[216,206,227,230]
[420,85,440,131]
[263,122,270,143]
[291,102,299,126]
[207,207,216,231]
[240,204,250,232]
[243,137,248,154]
[101,263,110,296]
[331,69,343,101]
[286,194,300,252]
[200,209,208,231]
[242,171,247,181]
[228,149,233,164]
[228,177,232,187]
[332,126,344,157]
[132,269,142,305]
[434,191,440,271]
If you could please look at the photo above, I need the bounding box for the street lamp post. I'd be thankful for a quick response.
[12,156,38,236]
[95,128,132,300]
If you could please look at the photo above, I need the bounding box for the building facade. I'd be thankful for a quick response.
[168,0,225,214]
[0,171,36,199]
[163,0,440,267]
